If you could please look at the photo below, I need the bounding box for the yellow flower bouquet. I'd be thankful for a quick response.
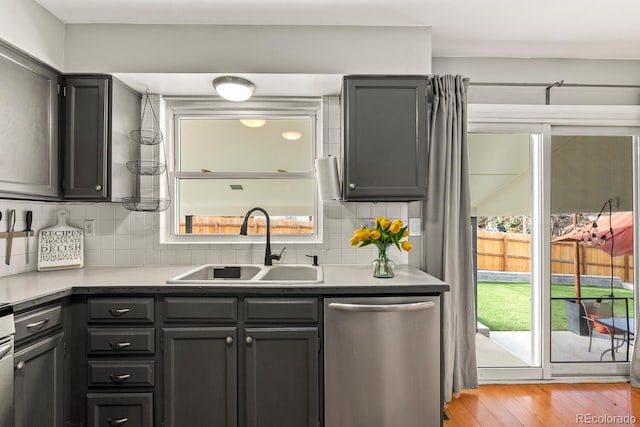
[350,217,412,278]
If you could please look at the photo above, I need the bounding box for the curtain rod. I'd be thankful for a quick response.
[468,81,640,105]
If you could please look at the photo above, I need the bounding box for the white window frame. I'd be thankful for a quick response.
[160,97,323,244]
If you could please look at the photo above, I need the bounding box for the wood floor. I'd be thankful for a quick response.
[444,383,640,426]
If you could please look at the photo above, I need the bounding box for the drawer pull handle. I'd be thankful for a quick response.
[108,373,132,383]
[109,342,131,351]
[108,308,131,316]
[107,417,128,426]
[26,319,49,329]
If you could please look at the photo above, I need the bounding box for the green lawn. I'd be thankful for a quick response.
[477,282,634,331]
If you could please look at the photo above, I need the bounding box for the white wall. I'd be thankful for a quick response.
[433,57,640,105]
[0,0,65,70]
[65,24,431,74]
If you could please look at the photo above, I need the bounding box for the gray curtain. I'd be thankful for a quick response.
[422,75,478,402]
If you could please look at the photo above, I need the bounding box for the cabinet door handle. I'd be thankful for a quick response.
[245,336,253,345]
[108,373,132,383]
[109,342,131,351]
[108,308,131,316]
[225,336,233,345]
[0,343,12,359]
[349,183,356,190]
[107,417,128,426]
[95,184,103,192]
[26,319,49,329]
[16,361,25,371]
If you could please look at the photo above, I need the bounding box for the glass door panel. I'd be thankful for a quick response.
[469,132,538,368]
[549,134,635,363]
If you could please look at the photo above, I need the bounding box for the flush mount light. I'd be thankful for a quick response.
[282,131,302,141]
[240,118,266,128]
[212,76,255,102]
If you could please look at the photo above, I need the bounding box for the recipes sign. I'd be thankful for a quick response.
[38,210,84,271]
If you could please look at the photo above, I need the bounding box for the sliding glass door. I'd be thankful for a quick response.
[469,107,640,380]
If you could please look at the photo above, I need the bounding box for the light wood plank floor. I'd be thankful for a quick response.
[444,383,640,426]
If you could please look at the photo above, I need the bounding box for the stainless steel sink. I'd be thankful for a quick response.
[167,264,262,283]
[257,265,321,282]
[167,264,323,284]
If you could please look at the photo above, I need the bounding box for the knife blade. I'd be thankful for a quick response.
[5,209,15,265]
[25,210,32,264]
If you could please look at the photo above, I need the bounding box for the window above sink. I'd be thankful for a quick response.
[161,97,323,244]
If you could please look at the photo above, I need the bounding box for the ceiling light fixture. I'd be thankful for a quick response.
[212,76,255,102]
[240,118,266,128]
[282,131,302,141]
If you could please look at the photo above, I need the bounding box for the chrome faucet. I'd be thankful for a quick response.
[239,207,284,266]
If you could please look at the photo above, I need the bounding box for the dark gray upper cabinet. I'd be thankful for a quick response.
[63,76,140,201]
[342,76,428,201]
[0,40,61,200]
[63,77,109,200]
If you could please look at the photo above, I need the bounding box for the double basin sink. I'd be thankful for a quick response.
[167,264,323,284]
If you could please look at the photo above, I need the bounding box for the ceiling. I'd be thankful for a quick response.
[35,0,640,60]
[33,0,640,96]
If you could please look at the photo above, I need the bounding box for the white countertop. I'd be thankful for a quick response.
[0,264,448,307]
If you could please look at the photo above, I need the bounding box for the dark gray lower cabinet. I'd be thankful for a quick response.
[163,327,238,427]
[87,392,153,427]
[14,332,64,427]
[244,327,319,427]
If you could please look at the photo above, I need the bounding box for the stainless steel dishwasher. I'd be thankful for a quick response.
[0,305,15,427]
[324,296,441,427]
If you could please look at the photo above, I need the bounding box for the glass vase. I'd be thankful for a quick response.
[372,245,395,278]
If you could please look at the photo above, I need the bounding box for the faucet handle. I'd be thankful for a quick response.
[271,247,286,262]
[305,254,319,266]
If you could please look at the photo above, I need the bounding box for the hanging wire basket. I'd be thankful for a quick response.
[130,129,163,145]
[122,197,171,212]
[126,160,167,175]
[130,90,164,145]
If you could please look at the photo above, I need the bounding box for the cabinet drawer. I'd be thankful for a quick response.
[87,392,153,427]
[244,298,318,323]
[88,328,155,355]
[15,303,63,342]
[164,297,237,322]
[88,298,154,323]
[88,360,155,387]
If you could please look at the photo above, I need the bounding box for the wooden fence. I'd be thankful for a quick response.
[477,230,634,282]
[179,216,313,235]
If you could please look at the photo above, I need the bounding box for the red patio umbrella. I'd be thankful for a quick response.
[555,211,633,257]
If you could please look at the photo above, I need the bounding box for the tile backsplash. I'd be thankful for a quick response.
[0,199,410,278]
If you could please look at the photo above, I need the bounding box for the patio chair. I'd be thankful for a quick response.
[580,300,627,355]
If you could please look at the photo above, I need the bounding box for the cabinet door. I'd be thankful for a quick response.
[163,327,237,427]
[63,77,110,200]
[0,41,60,199]
[244,327,319,427]
[343,76,427,201]
[14,332,64,427]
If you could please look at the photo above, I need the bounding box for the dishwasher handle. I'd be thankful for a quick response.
[328,301,435,312]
